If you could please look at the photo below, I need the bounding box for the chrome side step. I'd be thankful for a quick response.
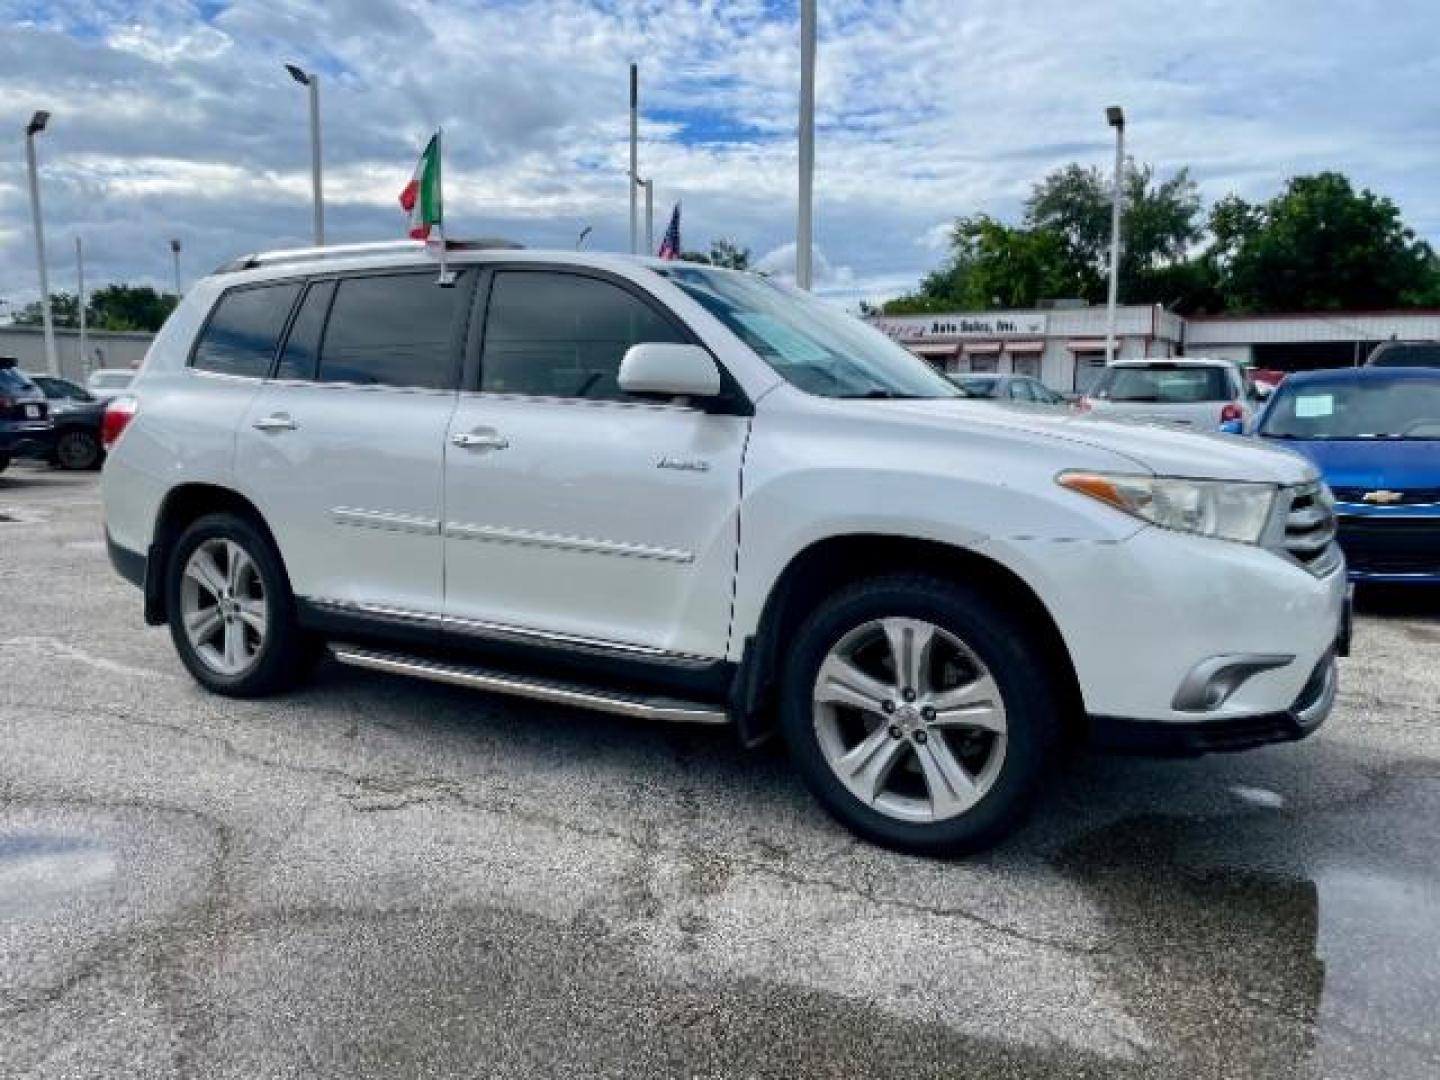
[329,646,731,726]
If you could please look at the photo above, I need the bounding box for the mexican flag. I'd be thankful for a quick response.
[399,132,442,239]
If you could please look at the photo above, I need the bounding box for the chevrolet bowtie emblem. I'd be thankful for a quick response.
[1361,490,1404,505]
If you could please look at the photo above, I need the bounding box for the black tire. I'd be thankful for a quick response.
[54,428,102,471]
[165,512,314,697]
[779,574,1060,857]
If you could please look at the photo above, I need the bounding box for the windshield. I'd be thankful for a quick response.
[1261,377,1440,439]
[655,266,959,399]
[1092,364,1232,403]
[952,376,1000,398]
[0,366,38,392]
[1369,342,1440,369]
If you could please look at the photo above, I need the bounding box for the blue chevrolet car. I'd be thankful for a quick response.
[1246,367,1440,584]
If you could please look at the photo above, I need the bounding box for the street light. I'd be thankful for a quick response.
[636,176,654,254]
[797,0,816,289]
[1103,105,1126,367]
[24,109,59,376]
[169,238,182,296]
[285,63,325,246]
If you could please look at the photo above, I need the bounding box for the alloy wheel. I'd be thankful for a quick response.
[812,617,1008,824]
[180,538,267,676]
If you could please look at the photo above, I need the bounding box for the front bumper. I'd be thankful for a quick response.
[1087,648,1338,756]
[1336,509,1440,583]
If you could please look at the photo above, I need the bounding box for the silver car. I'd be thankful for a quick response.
[1082,357,1256,430]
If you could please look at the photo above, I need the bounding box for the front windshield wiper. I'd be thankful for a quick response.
[835,389,930,400]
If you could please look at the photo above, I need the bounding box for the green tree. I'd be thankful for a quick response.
[1215,173,1440,312]
[678,239,752,270]
[86,284,177,332]
[12,291,82,328]
[885,161,1203,313]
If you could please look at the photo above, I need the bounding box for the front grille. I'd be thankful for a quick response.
[1332,487,1440,507]
[1280,483,1340,574]
[1336,516,1440,574]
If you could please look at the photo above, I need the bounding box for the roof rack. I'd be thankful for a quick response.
[215,237,524,274]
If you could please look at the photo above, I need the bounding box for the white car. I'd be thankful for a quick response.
[100,241,1348,855]
[1082,357,1257,430]
[86,368,136,402]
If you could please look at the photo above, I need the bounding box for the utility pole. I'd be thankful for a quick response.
[24,110,59,376]
[76,236,87,377]
[797,0,816,289]
[1104,106,1126,366]
[285,64,325,246]
[629,63,639,255]
[170,238,183,296]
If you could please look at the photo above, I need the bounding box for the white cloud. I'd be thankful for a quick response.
[2,0,1440,308]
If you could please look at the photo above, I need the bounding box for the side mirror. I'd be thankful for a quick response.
[1218,419,1245,435]
[618,343,721,399]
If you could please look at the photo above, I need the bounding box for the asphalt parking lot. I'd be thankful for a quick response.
[2,466,1437,1079]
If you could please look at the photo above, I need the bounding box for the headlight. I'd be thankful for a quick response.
[1058,471,1277,544]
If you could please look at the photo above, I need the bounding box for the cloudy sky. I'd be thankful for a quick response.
[2,0,1438,310]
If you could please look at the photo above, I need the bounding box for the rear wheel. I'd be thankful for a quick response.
[165,513,313,697]
[55,429,102,471]
[780,574,1059,856]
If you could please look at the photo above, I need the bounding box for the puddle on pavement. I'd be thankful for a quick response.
[1056,771,1440,1078]
[0,833,117,916]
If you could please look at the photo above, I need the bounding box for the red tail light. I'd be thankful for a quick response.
[1219,402,1244,423]
[101,395,138,450]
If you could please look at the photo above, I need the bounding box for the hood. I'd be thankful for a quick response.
[862,399,1319,485]
[1260,437,1439,493]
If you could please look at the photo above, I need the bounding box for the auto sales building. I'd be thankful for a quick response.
[869,306,1440,393]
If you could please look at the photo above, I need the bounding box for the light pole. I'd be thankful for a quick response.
[169,238,183,296]
[24,110,59,376]
[1104,105,1126,366]
[285,63,325,246]
[796,0,816,289]
[76,236,87,376]
[628,63,639,254]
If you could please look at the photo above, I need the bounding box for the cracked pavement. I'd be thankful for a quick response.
[2,466,1438,1078]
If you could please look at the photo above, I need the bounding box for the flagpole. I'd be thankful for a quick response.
[435,128,454,286]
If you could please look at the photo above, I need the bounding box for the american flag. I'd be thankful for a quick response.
[657,202,682,260]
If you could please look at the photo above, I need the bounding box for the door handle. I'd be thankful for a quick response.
[451,430,509,451]
[253,414,298,433]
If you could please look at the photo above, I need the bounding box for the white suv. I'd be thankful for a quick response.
[101,241,1349,855]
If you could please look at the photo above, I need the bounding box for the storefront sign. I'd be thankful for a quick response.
[870,313,1048,341]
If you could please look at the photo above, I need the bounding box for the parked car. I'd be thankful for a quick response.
[1366,341,1440,369]
[86,368,136,402]
[1244,367,1440,584]
[0,357,52,474]
[102,241,1348,856]
[1080,357,1257,430]
[948,373,1068,406]
[27,374,106,470]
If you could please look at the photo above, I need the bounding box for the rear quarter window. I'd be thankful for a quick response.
[192,282,303,378]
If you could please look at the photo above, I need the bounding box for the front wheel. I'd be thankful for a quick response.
[165,513,314,697]
[780,574,1060,857]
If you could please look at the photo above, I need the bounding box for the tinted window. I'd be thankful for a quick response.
[1092,364,1232,402]
[276,280,335,381]
[93,372,133,389]
[0,366,38,392]
[481,272,685,400]
[318,273,464,389]
[192,283,301,377]
[1369,342,1440,369]
[955,376,998,398]
[1007,380,1031,401]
